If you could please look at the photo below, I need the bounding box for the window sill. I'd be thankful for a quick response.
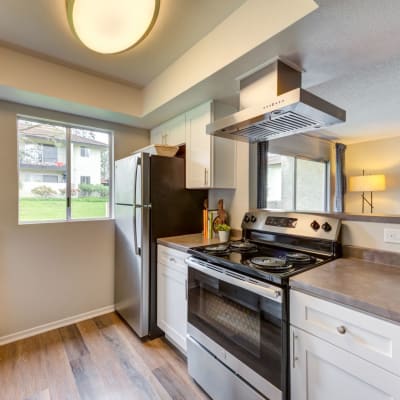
[19,217,114,225]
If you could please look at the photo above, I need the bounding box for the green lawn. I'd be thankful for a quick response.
[19,198,109,222]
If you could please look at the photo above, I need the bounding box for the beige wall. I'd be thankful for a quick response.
[209,141,250,230]
[0,101,148,338]
[342,221,400,253]
[345,136,400,215]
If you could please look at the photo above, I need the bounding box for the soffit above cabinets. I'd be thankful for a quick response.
[0,0,247,87]
[2,0,400,144]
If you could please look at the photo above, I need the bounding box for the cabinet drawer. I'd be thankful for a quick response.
[290,290,400,376]
[291,326,400,400]
[158,245,187,268]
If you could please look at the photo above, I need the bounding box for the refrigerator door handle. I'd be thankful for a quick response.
[133,157,141,256]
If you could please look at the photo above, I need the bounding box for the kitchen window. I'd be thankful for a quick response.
[265,153,329,212]
[18,117,113,223]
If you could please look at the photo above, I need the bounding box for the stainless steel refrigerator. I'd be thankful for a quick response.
[114,152,207,338]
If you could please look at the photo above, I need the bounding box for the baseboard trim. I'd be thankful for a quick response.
[0,305,115,346]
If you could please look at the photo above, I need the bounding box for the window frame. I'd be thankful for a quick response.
[17,115,114,224]
[264,152,330,213]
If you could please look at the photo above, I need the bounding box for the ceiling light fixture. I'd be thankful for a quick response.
[66,0,160,55]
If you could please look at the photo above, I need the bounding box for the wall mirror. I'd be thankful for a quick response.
[260,134,400,221]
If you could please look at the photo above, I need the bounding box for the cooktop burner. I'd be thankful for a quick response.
[286,252,314,264]
[204,240,258,255]
[248,256,292,272]
[229,240,258,251]
[189,239,330,284]
[203,244,230,255]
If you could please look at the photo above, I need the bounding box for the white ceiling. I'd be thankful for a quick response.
[0,0,246,87]
[1,0,400,143]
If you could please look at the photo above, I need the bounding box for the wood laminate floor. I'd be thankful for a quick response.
[0,312,209,400]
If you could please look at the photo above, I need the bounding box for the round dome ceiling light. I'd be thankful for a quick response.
[66,0,160,55]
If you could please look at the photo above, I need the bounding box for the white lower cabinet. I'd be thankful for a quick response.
[291,327,400,400]
[157,245,188,353]
[290,290,400,400]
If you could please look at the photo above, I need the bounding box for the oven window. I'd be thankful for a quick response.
[201,288,261,356]
[188,268,283,389]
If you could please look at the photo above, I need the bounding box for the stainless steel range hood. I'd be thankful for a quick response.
[207,60,346,142]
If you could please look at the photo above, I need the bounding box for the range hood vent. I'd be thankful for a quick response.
[207,60,346,142]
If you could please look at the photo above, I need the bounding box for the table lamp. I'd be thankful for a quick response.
[349,170,386,213]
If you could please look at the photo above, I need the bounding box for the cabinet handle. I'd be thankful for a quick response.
[185,279,188,300]
[292,331,298,368]
[337,325,347,335]
[204,168,208,186]
[169,257,176,263]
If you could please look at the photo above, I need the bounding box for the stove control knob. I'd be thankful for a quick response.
[250,215,257,223]
[244,215,250,223]
[310,220,320,231]
[322,222,332,232]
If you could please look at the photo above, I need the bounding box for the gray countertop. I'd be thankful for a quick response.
[157,233,240,252]
[290,258,400,324]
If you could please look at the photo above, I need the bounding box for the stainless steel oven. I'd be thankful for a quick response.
[186,257,285,400]
[186,211,341,400]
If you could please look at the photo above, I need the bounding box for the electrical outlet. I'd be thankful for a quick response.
[384,229,400,244]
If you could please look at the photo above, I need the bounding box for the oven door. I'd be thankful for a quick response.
[187,257,284,393]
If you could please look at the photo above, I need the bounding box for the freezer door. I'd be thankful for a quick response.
[115,203,148,337]
[115,154,142,205]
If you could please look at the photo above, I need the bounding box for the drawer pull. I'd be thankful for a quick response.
[337,325,347,335]
[169,257,176,263]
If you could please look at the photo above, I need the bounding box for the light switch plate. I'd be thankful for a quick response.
[384,229,400,244]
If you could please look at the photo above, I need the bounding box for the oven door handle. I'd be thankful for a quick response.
[186,257,282,303]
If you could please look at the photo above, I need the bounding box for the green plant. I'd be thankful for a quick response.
[94,184,109,198]
[215,223,231,231]
[78,183,93,197]
[31,185,57,199]
[78,183,109,198]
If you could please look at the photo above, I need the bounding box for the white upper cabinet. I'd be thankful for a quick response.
[185,102,212,188]
[150,100,237,189]
[150,114,185,146]
[186,101,236,189]
[150,124,163,145]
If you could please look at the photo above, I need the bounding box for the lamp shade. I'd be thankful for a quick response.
[66,0,159,54]
[349,174,386,192]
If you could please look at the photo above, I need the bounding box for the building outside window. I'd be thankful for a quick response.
[266,153,328,212]
[18,118,112,223]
